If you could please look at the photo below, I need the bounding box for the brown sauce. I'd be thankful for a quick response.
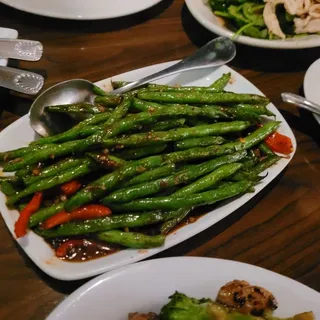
[47,237,120,262]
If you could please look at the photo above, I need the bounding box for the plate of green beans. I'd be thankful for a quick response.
[0,61,296,280]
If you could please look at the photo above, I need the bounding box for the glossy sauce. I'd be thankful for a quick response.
[47,237,120,262]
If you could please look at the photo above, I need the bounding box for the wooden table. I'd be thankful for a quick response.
[0,1,320,319]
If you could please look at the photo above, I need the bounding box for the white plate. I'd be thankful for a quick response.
[47,257,320,320]
[1,0,163,20]
[0,27,18,66]
[0,61,296,281]
[185,0,320,49]
[304,58,320,124]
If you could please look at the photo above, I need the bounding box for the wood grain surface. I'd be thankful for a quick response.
[0,0,320,319]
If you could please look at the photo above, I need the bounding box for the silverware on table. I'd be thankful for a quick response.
[29,36,236,137]
[0,38,43,61]
[281,92,320,116]
[0,66,44,95]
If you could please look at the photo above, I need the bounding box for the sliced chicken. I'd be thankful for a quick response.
[216,280,278,316]
[263,2,286,39]
[295,16,320,32]
[309,3,320,17]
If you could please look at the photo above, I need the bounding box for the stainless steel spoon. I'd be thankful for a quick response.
[29,36,236,137]
[281,92,320,116]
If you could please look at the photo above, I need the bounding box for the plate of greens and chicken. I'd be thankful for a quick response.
[185,0,320,49]
[46,257,320,319]
[0,61,295,280]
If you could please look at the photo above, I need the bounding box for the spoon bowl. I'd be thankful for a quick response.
[29,37,236,137]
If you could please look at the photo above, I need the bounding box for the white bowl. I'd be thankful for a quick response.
[185,0,320,49]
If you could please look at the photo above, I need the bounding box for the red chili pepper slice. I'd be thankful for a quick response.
[42,204,112,229]
[265,132,293,155]
[55,239,89,258]
[14,192,43,238]
[60,180,82,196]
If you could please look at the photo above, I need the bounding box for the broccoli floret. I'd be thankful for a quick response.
[159,292,227,320]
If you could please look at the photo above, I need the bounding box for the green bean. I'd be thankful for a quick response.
[3,133,103,172]
[173,163,243,196]
[259,142,275,156]
[92,85,108,96]
[145,119,186,132]
[0,180,18,196]
[35,209,186,238]
[102,121,251,148]
[131,98,231,119]
[31,112,111,146]
[125,164,176,187]
[160,207,192,234]
[103,95,131,126]
[147,84,221,92]
[86,152,126,169]
[103,107,202,139]
[64,155,165,211]
[111,81,132,89]
[0,175,19,182]
[98,230,165,248]
[110,180,252,212]
[210,72,231,91]
[137,91,269,105]
[94,95,122,107]
[231,155,280,181]
[175,136,225,150]
[0,144,55,162]
[23,157,85,186]
[104,156,245,204]
[45,103,103,114]
[6,159,97,206]
[29,202,65,227]
[15,167,33,178]
[115,144,167,160]
[233,104,274,116]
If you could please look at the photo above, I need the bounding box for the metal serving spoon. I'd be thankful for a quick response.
[281,92,320,116]
[29,36,236,137]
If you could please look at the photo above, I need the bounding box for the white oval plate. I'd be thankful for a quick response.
[304,58,320,124]
[0,61,296,281]
[1,0,163,20]
[47,257,320,320]
[185,0,320,49]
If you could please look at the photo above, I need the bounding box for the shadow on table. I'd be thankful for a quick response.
[0,0,173,34]
[181,3,320,73]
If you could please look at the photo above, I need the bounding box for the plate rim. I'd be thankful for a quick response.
[0,0,163,20]
[303,57,320,123]
[46,256,320,319]
[185,0,320,49]
[0,61,297,281]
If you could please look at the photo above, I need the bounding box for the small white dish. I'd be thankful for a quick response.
[185,0,320,49]
[46,257,320,320]
[304,58,320,123]
[1,0,163,20]
[0,61,296,281]
[0,27,18,66]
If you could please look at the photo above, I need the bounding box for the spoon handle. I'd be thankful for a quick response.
[112,37,236,94]
[281,92,320,116]
[0,39,43,61]
[0,66,44,95]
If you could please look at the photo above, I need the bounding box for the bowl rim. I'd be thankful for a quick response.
[185,0,320,49]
